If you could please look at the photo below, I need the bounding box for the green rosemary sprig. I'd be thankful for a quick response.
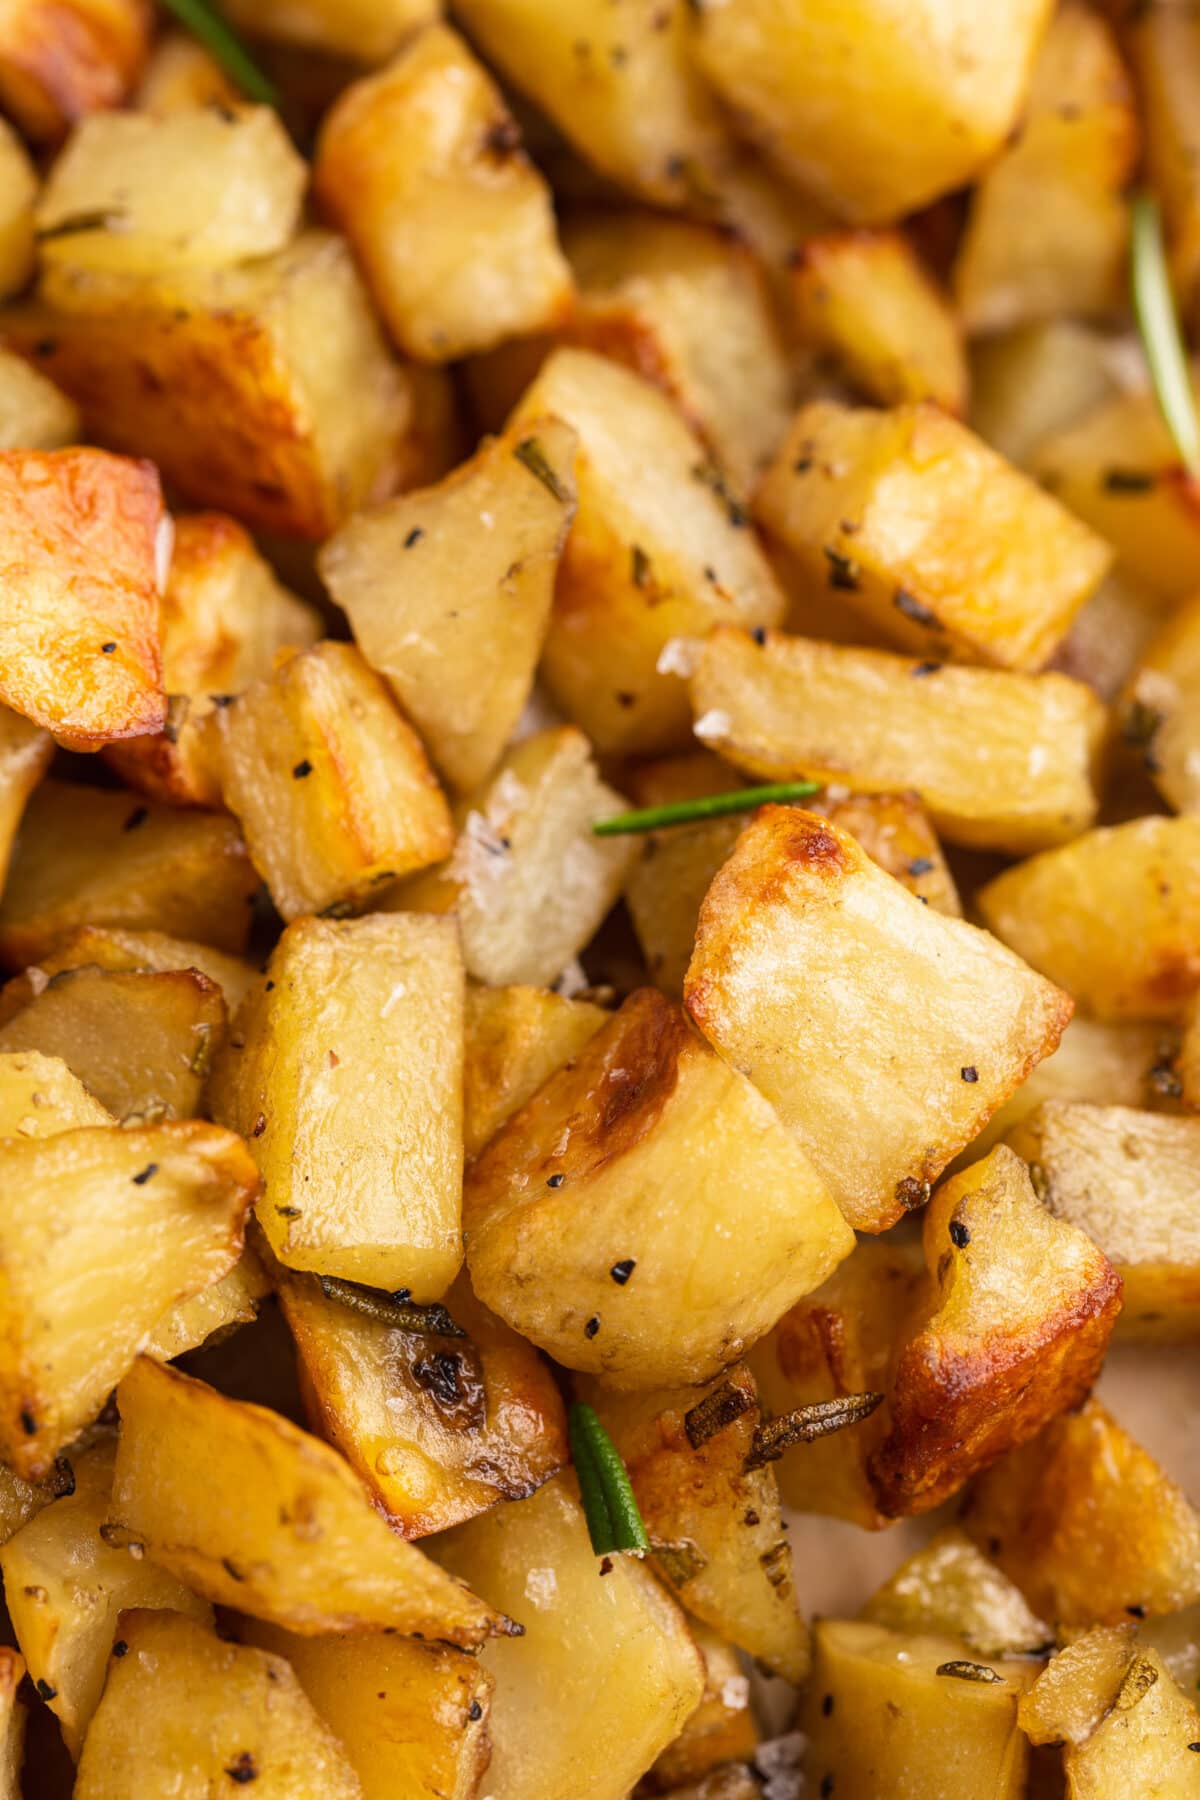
[593,781,821,836]
[568,1402,649,1557]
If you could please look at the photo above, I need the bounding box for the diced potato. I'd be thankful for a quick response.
[977,816,1200,1022]
[1140,1605,1200,1697]
[747,1236,927,1530]
[241,1621,492,1800]
[0,708,51,892]
[0,0,149,143]
[463,983,608,1160]
[694,0,1053,224]
[685,806,1072,1231]
[507,349,785,756]
[397,727,635,988]
[1118,591,1200,815]
[1006,1102,1200,1340]
[0,1439,211,1756]
[0,1448,75,1549]
[1019,1623,1137,1748]
[73,1608,362,1799]
[437,1474,705,1800]
[1024,1636,1200,1798]
[1050,568,1165,703]
[871,1146,1120,1515]
[790,229,967,414]
[1127,1,1200,326]
[647,1626,757,1793]
[0,780,258,968]
[688,629,1105,853]
[36,105,306,275]
[9,231,411,538]
[968,319,1120,468]
[801,1620,1032,1800]
[0,119,34,302]
[581,1366,809,1680]
[133,30,237,114]
[316,27,571,362]
[0,1118,257,1477]
[143,1249,270,1362]
[278,1265,567,1537]
[211,913,463,1299]
[0,448,165,749]
[321,419,576,795]
[0,347,78,449]
[221,0,436,61]
[862,1527,1050,1657]
[1184,1000,1200,1111]
[756,399,1111,671]
[111,1357,506,1644]
[0,1648,22,1797]
[0,1049,110,1136]
[962,1398,1200,1625]
[466,986,854,1387]
[953,5,1137,333]
[0,964,226,1120]
[0,923,257,1017]
[203,641,452,921]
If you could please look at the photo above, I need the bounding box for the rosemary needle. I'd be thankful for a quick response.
[1131,190,1200,479]
[568,1402,649,1557]
[158,0,279,108]
[594,781,821,836]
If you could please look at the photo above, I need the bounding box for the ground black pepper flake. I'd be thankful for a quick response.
[911,660,942,677]
[123,806,149,833]
[483,117,521,155]
[1127,1604,1147,1618]
[225,1751,258,1784]
[35,1679,56,1700]
[403,526,424,548]
[584,1316,600,1339]
[468,1698,484,1720]
[252,1114,266,1137]
[599,1555,613,1575]
[132,1163,158,1185]
[610,1258,636,1285]
[820,1776,835,1797]
[112,1640,127,1657]
[894,588,938,626]
[222,1557,244,1582]
[792,457,813,474]
[100,642,117,654]
[1188,1742,1200,1752]
[824,547,860,591]
[631,544,651,588]
[276,1205,301,1218]
[743,1509,759,1526]
[961,1065,978,1083]
[1102,468,1156,493]
[949,1220,971,1249]
[20,1410,35,1436]
[822,1693,834,1716]
[547,1173,565,1189]
[292,759,313,779]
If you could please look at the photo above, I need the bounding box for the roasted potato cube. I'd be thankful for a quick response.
[0,1439,211,1756]
[862,1527,1050,1658]
[1127,1,1200,327]
[790,229,967,415]
[10,231,411,538]
[315,27,571,362]
[203,641,452,921]
[111,1356,506,1644]
[1118,591,1200,815]
[221,0,436,61]
[321,418,577,795]
[278,1266,567,1537]
[73,1608,362,1799]
[0,1048,110,1136]
[581,1365,809,1680]
[1019,1623,1137,1748]
[688,629,1105,853]
[507,348,785,756]
[143,1249,270,1362]
[0,780,258,968]
[466,987,853,1387]
[870,1146,1120,1515]
[133,29,236,114]
[1006,1102,1200,1340]
[0,448,166,749]
[437,1473,705,1800]
[0,0,149,142]
[756,400,1111,672]
[1023,1636,1200,1797]
[36,105,306,275]
[801,1620,1032,1800]
[0,1118,257,1477]
[464,982,608,1160]
[0,347,78,449]
[962,1398,1200,1625]
[968,318,1119,468]
[977,816,1200,1022]
[0,120,34,303]
[397,726,635,988]
[685,807,1072,1232]
[0,708,51,891]
[211,913,463,1299]
[0,923,257,1016]
[694,0,1053,224]
[646,1626,757,1793]
[953,5,1137,333]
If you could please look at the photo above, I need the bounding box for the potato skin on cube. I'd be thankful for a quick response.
[465,986,854,1388]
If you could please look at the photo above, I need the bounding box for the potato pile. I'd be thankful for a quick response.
[0,0,1191,1796]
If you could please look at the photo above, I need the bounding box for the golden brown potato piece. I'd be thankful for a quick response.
[953,5,1137,333]
[466,987,854,1387]
[0,1119,257,1478]
[9,231,410,539]
[1022,1633,1200,1797]
[106,512,321,808]
[0,449,166,750]
[397,726,636,989]
[977,816,1200,1022]
[111,1357,507,1644]
[694,0,1052,224]
[0,708,51,891]
[0,1048,110,1136]
[0,0,149,142]
[790,229,967,415]
[0,780,258,968]
[1118,591,1200,815]
[1006,1102,1200,1340]
[0,348,79,450]
[581,1366,809,1681]
[756,400,1111,672]
[507,348,785,756]
[315,27,571,362]
[1127,1,1200,327]
[1050,568,1166,704]
[278,1265,567,1538]
[688,628,1105,854]
[962,1398,1200,1626]
[646,1626,757,1794]
[320,418,576,795]
[0,120,34,303]
[437,1473,705,1800]
[203,641,452,921]
[241,1621,492,1800]
[211,913,463,1299]
[143,1249,270,1362]
[73,1608,362,1799]
[133,29,236,114]
[870,1146,1120,1515]
[801,1620,1032,1800]
[1019,1622,1137,1749]
[862,1528,1050,1658]
[685,807,1072,1232]
[968,318,1120,469]
[0,923,257,1018]
[0,1439,211,1756]
[221,0,435,61]
[464,983,608,1161]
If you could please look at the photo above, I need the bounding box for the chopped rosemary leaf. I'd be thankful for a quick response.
[513,435,571,503]
[744,1392,884,1470]
[158,0,279,108]
[683,1379,754,1450]
[1131,191,1200,478]
[318,1275,466,1338]
[935,1660,1003,1684]
[568,1401,649,1557]
[593,781,821,836]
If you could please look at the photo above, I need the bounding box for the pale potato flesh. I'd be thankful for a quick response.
[463,982,608,1160]
[861,1528,1050,1658]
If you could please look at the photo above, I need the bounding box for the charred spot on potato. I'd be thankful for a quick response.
[224,1750,258,1784]
[893,589,938,627]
